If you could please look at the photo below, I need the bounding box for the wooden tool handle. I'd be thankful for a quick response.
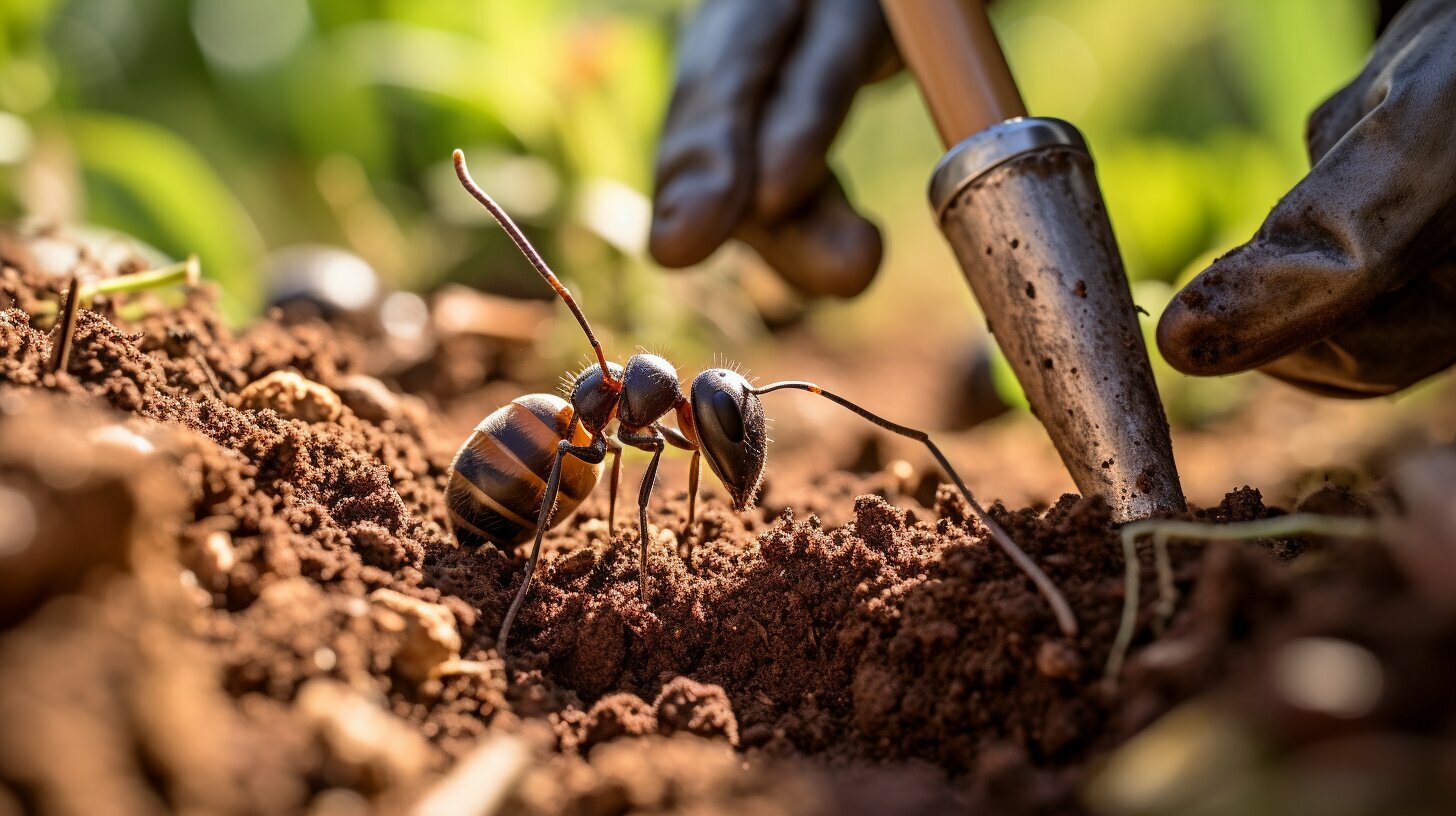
[880,0,1026,147]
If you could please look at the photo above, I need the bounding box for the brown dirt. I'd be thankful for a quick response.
[1,231,1455,815]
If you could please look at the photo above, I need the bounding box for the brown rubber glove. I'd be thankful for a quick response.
[1158,0,1456,397]
[649,0,897,298]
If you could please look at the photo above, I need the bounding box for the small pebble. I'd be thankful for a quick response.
[313,647,338,672]
[1036,640,1084,680]
[240,370,343,423]
[185,529,235,591]
[887,459,915,493]
[370,588,462,683]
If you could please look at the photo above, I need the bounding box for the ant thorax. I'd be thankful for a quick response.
[618,354,682,429]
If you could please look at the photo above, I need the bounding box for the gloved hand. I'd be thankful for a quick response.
[1158,0,1456,397]
[649,0,897,298]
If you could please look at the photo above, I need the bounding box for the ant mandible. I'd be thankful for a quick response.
[444,150,1077,652]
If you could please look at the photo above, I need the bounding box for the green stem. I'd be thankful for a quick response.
[82,255,200,305]
[1104,513,1381,686]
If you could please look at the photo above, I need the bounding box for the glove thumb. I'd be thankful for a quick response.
[1159,17,1456,375]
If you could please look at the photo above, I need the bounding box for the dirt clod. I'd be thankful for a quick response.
[654,677,739,746]
[582,693,658,751]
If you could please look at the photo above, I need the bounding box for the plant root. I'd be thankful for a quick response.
[1103,513,1382,685]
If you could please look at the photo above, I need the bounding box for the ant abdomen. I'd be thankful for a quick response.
[446,393,603,548]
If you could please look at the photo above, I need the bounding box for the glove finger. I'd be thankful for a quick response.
[649,0,804,269]
[1258,257,1456,397]
[1159,12,1456,376]
[736,173,882,299]
[754,0,894,222]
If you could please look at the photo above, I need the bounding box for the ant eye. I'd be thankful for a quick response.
[711,390,744,443]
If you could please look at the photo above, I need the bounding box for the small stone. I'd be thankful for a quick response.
[887,459,915,494]
[335,374,399,425]
[433,658,503,680]
[313,647,338,672]
[240,370,343,423]
[184,529,235,591]
[369,588,461,683]
[1036,640,1083,681]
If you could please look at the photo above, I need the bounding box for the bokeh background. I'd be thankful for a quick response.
[1,0,1449,506]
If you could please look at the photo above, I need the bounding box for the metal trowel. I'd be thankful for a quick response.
[880,0,1184,520]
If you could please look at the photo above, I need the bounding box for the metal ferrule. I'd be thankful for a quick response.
[930,117,1183,520]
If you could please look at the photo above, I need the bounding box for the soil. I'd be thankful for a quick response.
[2,230,1455,815]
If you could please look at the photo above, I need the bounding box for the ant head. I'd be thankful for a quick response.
[618,353,681,430]
[570,361,625,432]
[688,368,766,510]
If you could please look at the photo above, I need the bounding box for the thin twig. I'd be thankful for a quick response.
[193,350,226,400]
[1104,513,1382,685]
[49,275,81,375]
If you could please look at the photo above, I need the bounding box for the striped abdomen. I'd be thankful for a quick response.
[446,393,602,549]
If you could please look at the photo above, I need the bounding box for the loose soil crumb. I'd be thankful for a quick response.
[1,231,1454,815]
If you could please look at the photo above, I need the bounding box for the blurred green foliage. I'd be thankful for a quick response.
[992,0,1373,424]
[0,0,1378,423]
[0,0,683,331]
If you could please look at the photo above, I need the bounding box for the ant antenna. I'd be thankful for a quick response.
[753,380,1078,639]
[453,149,616,385]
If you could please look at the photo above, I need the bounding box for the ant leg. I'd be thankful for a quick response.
[656,422,695,451]
[619,426,666,603]
[685,450,701,562]
[606,435,623,535]
[753,380,1078,639]
[652,422,700,559]
[498,433,608,653]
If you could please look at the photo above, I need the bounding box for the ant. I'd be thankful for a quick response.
[444,150,1077,652]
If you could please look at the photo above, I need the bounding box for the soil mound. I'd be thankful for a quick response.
[1,233,1452,815]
